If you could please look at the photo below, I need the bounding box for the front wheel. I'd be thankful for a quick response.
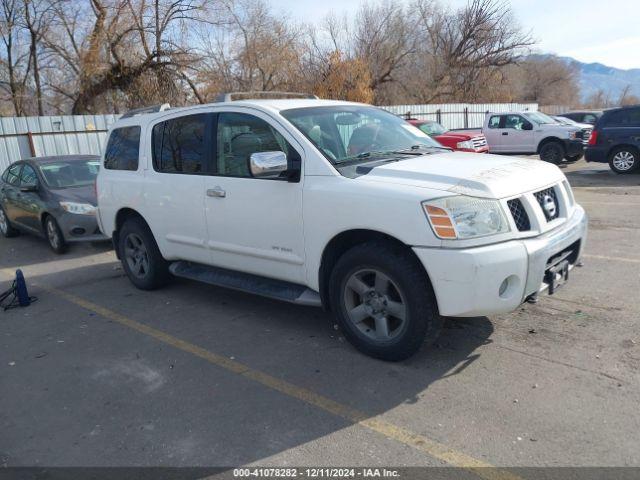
[539,141,565,164]
[0,205,19,238]
[609,147,639,174]
[45,216,67,254]
[329,242,443,361]
[119,216,170,290]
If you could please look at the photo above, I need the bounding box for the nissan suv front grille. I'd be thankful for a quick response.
[534,187,560,222]
[507,198,531,231]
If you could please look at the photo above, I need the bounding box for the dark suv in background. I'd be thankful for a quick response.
[560,110,603,125]
[585,106,640,174]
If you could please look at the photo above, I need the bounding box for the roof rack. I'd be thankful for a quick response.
[215,91,319,102]
[121,103,171,119]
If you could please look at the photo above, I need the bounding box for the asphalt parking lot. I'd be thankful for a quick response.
[1,160,639,474]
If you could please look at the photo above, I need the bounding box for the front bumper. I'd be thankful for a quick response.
[563,139,584,157]
[57,212,109,243]
[413,206,588,317]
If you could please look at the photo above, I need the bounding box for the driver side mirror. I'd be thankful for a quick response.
[20,184,38,193]
[522,122,533,131]
[249,151,289,180]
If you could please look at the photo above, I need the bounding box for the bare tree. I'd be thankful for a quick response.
[515,55,579,106]
[0,0,31,115]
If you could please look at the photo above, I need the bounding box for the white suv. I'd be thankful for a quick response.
[97,94,588,361]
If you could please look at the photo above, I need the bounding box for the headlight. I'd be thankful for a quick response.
[60,201,96,215]
[422,196,510,239]
[456,140,475,149]
[568,131,577,139]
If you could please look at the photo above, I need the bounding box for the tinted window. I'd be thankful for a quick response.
[3,164,22,186]
[583,114,598,124]
[217,112,294,177]
[488,116,501,128]
[19,164,37,187]
[104,126,141,171]
[153,114,207,174]
[605,108,640,127]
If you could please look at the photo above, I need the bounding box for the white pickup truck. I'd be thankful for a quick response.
[96,94,587,361]
[481,111,585,163]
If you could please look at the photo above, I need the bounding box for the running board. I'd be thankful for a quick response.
[169,261,322,307]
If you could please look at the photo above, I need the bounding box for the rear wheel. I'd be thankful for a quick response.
[119,216,170,290]
[329,242,443,361]
[45,215,67,254]
[0,205,19,238]
[539,141,565,164]
[609,147,639,174]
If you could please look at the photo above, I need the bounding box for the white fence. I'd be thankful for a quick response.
[382,103,539,129]
[0,103,540,169]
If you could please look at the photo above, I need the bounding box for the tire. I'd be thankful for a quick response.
[329,241,443,361]
[539,141,565,164]
[118,216,170,290]
[608,147,639,174]
[564,153,583,163]
[0,205,19,238]
[44,215,68,254]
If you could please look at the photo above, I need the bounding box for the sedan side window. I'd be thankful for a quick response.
[216,112,296,178]
[19,164,37,187]
[4,164,22,186]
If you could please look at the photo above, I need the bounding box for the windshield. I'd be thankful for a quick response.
[281,106,444,165]
[417,121,448,136]
[39,159,100,189]
[525,111,558,125]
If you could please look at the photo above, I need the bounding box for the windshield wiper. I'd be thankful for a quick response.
[391,144,452,155]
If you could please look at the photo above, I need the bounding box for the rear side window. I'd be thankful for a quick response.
[604,108,640,127]
[152,114,207,174]
[488,116,501,128]
[104,126,141,171]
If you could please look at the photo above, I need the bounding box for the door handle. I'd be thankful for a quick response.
[206,187,226,198]
[502,132,508,135]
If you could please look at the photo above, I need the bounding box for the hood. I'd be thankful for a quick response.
[355,152,565,199]
[438,129,483,140]
[51,184,97,205]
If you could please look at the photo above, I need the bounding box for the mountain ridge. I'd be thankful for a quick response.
[531,54,640,102]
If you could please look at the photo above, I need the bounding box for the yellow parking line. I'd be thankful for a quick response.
[14,281,519,480]
[584,254,640,264]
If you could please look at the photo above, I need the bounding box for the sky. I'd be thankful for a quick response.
[268,0,640,70]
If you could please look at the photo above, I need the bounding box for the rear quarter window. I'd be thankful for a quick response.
[603,109,640,127]
[104,126,141,171]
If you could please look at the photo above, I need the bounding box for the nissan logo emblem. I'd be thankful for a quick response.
[542,194,556,218]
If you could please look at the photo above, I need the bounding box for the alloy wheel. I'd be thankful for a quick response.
[612,151,636,171]
[343,268,407,342]
[0,209,7,234]
[47,219,60,249]
[124,233,150,279]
